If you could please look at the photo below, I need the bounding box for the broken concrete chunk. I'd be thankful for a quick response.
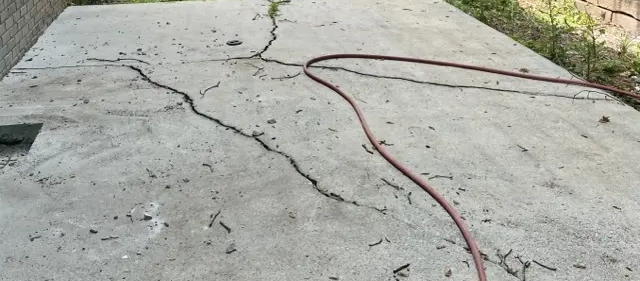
[143,213,153,220]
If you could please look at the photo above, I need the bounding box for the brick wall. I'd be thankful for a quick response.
[1,0,67,79]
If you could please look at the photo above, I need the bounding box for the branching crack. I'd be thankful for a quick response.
[125,65,387,215]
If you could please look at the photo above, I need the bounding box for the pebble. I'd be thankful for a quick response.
[89,229,98,234]
[267,119,277,124]
[143,213,153,221]
[225,243,237,254]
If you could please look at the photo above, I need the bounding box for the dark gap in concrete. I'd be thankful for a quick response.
[0,123,43,157]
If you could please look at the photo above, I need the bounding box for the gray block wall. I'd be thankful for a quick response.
[1,0,67,79]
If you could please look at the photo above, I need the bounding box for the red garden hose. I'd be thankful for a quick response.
[303,54,640,281]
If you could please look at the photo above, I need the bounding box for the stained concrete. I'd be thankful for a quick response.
[1,1,639,281]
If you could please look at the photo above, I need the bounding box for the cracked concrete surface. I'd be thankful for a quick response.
[2,0,640,280]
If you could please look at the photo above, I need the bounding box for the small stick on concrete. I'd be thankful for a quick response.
[532,260,557,271]
[200,81,221,98]
[209,210,221,228]
[368,238,383,247]
[219,221,231,233]
[381,178,403,191]
[517,144,529,152]
[407,192,412,205]
[271,72,301,80]
[362,144,374,154]
[428,175,453,180]
[393,263,410,274]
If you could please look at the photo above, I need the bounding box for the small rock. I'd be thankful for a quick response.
[183,178,190,183]
[137,48,142,52]
[113,216,118,220]
[163,222,169,227]
[225,243,237,254]
[83,99,89,104]
[226,40,243,46]
[445,268,452,277]
[252,130,264,137]
[143,213,153,221]
[165,185,171,189]
[89,229,98,234]
[599,116,610,123]
[136,252,142,255]
[573,264,586,269]
[122,255,128,259]
[267,119,277,124]
[436,245,445,250]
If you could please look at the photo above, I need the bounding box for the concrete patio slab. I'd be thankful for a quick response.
[1,0,639,281]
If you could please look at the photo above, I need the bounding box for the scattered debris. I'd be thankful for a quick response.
[436,245,446,250]
[202,163,213,172]
[252,131,264,137]
[443,238,456,244]
[599,116,610,123]
[517,144,529,152]
[89,229,98,234]
[165,185,171,189]
[226,40,243,46]
[519,68,530,73]
[381,178,403,191]
[329,277,339,280]
[209,210,221,228]
[581,134,588,138]
[267,119,277,124]
[183,178,190,183]
[361,144,374,154]
[428,126,435,130]
[444,268,452,277]
[613,205,621,210]
[428,174,453,180]
[225,243,237,254]
[101,235,119,241]
[219,221,232,233]
[393,263,411,278]
[200,81,221,97]
[29,235,42,242]
[271,72,301,80]
[379,140,394,146]
[573,263,586,269]
[368,238,383,247]
[143,213,153,221]
[328,128,338,132]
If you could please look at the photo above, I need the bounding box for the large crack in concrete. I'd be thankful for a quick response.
[125,65,388,215]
